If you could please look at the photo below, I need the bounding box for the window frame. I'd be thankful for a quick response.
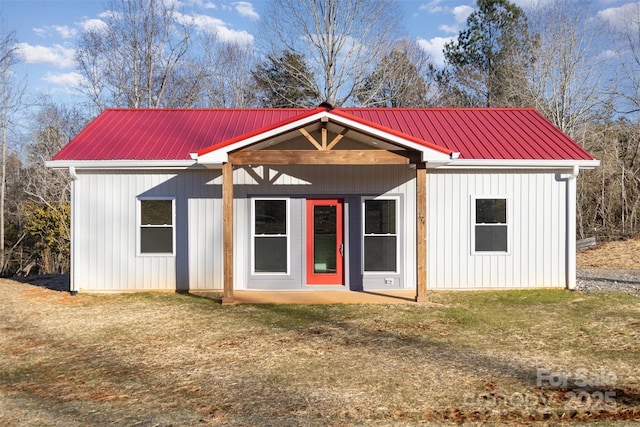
[251,197,290,275]
[361,196,400,274]
[471,196,510,255]
[137,197,176,256]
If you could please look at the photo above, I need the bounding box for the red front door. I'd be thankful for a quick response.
[306,199,344,285]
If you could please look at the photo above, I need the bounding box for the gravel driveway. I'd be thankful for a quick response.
[577,268,640,294]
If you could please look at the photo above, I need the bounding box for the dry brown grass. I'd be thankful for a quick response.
[577,238,640,270]
[1,279,639,426]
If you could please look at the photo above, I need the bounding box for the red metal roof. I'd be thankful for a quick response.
[52,107,596,162]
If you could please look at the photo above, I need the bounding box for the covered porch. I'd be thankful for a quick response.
[193,106,458,303]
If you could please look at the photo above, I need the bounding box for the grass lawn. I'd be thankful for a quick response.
[0,280,638,426]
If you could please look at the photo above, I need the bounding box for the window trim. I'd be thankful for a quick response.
[361,196,400,274]
[471,195,510,255]
[251,197,290,275]
[137,197,176,256]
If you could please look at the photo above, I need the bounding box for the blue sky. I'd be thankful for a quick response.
[0,0,635,106]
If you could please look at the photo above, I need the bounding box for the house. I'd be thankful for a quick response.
[46,105,599,302]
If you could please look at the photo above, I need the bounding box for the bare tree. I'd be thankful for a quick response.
[202,42,258,108]
[75,0,198,110]
[526,0,610,138]
[355,39,432,107]
[577,118,640,240]
[0,22,24,274]
[611,1,640,115]
[19,100,88,274]
[259,0,402,106]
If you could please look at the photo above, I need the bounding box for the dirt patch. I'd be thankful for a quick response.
[577,238,640,270]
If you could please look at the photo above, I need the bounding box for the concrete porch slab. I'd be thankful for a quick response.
[192,290,418,304]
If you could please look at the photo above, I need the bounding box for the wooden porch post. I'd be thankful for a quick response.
[222,161,235,304]
[416,166,428,302]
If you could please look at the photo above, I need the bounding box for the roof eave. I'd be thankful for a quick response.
[45,159,202,170]
[433,159,600,169]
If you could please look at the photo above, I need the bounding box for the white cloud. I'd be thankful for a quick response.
[417,36,453,67]
[452,5,474,23]
[42,71,85,89]
[420,0,444,13]
[53,25,77,39]
[99,10,118,19]
[31,25,77,39]
[15,43,76,68]
[511,0,553,8]
[598,1,640,31]
[33,27,47,38]
[79,18,108,32]
[438,5,473,34]
[233,1,259,20]
[439,24,458,34]
[189,0,217,8]
[175,11,254,44]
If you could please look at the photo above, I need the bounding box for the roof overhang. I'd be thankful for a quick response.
[45,158,599,171]
[45,159,200,170]
[435,159,601,170]
[194,109,459,166]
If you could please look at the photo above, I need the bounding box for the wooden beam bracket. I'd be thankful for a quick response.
[299,128,323,151]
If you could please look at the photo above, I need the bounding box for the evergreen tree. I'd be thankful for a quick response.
[252,51,321,108]
[441,0,535,107]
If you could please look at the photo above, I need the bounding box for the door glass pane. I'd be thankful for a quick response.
[364,236,396,271]
[314,205,336,274]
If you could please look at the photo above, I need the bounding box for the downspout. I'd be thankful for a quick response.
[566,165,579,290]
[69,166,79,295]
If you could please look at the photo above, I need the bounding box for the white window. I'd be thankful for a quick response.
[363,198,398,273]
[473,197,508,253]
[139,198,175,255]
[252,198,289,274]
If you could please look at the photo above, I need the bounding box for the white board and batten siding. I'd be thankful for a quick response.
[73,165,416,292]
[74,169,222,292]
[426,169,568,289]
[73,166,571,292]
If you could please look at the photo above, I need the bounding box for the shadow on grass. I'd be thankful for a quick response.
[245,298,638,396]
[359,290,415,302]
[11,274,70,292]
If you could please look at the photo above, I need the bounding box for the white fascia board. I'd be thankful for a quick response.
[197,111,331,165]
[434,159,601,170]
[196,110,456,165]
[45,159,200,170]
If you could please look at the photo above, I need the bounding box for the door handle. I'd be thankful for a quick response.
[339,243,344,257]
